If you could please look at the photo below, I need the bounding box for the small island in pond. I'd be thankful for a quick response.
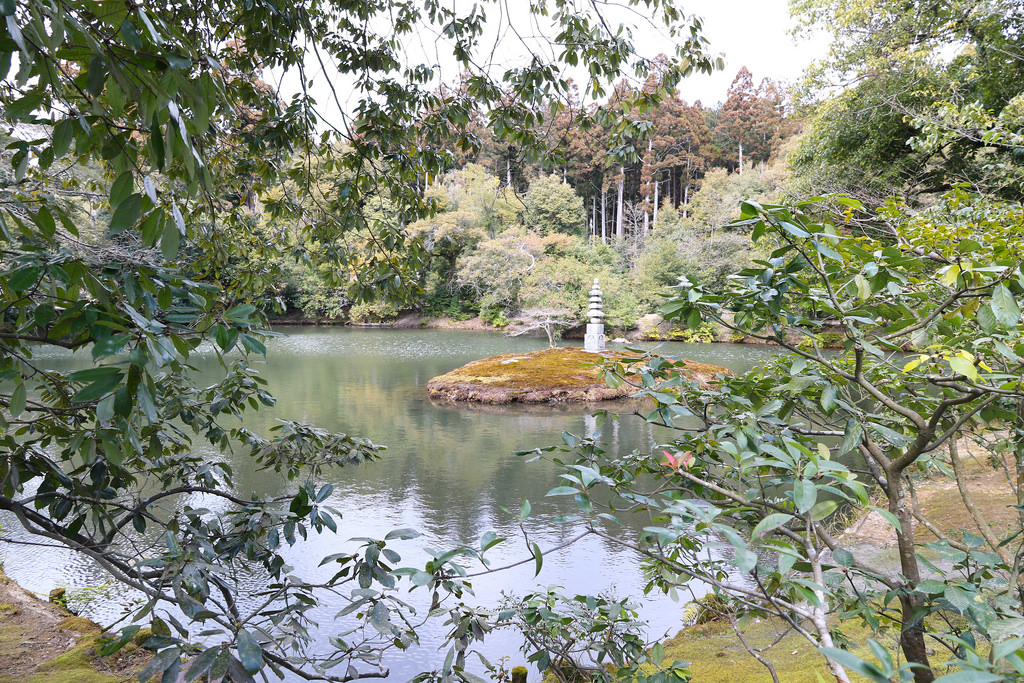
[427,346,730,404]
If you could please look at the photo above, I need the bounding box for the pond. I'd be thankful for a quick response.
[0,327,775,681]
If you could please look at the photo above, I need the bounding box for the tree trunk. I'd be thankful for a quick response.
[601,184,607,242]
[506,155,512,187]
[1017,399,1024,533]
[738,141,744,176]
[889,474,935,683]
[592,195,597,238]
[615,167,624,239]
[643,140,652,236]
[683,158,691,218]
[653,177,659,227]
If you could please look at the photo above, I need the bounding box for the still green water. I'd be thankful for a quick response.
[0,328,773,681]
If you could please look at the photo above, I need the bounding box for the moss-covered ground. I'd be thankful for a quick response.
[662,446,1016,682]
[662,617,883,683]
[0,573,149,682]
[428,346,729,404]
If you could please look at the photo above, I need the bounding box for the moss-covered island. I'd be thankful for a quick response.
[427,346,730,404]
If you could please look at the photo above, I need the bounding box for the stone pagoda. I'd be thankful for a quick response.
[584,278,606,353]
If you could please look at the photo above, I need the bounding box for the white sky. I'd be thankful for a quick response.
[276,0,830,130]
[674,0,830,105]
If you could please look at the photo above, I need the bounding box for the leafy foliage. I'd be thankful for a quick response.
[530,191,1024,683]
[791,0,1024,203]
[524,175,586,236]
[0,0,719,680]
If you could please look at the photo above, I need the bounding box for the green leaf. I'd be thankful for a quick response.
[143,175,157,201]
[820,384,837,413]
[98,625,141,656]
[780,221,810,238]
[138,648,180,683]
[812,239,843,262]
[977,305,997,333]
[109,193,142,234]
[161,216,181,259]
[184,645,221,681]
[869,506,901,530]
[86,55,106,96]
[838,420,862,456]
[943,586,974,614]
[793,479,817,513]
[751,513,791,538]
[8,266,39,291]
[52,120,74,156]
[810,499,839,520]
[914,579,946,594]
[818,647,883,678]
[480,530,504,552]
[224,303,256,323]
[3,91,42,120]
[957,238,982,253]
[171,202,186,236]
[991,285,1021,327]
[384,528,421,540]
[89,0,129,27]
[531,541,543,577]
[95,393,115,423]
[240,334,266,355]
[92,334,129,359]
[994,339,1019,363]
[9,381,26,417]
[35,207,56,238]
[369,602,391,634]
[71,368,123,402]
[165,52,192,70]
[136,382,157,422]
[120,18,143,50]
[948,355,979,381]
[110,172,134,208]
[546,486,579,496]
[733,547,757,573]
[832,547,854,567]
[235,629,262,674]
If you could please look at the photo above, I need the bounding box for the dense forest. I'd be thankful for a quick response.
[261,65,797,330]
[0,64,797,332]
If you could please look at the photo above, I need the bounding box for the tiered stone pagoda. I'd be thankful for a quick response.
[584,278,606,353]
